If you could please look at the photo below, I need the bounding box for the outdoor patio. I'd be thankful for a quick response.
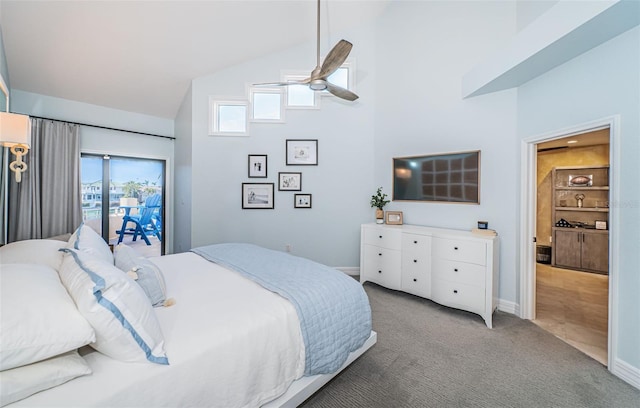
[109,234,161,258]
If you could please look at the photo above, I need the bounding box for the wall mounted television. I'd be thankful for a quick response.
[393,150,480,204]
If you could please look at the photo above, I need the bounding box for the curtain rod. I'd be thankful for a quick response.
[22,114,176,140]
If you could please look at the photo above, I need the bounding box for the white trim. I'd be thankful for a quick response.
[519,115,619,372]
[336,267,359,276]
[322,60,357,97]
[282,72,320,110]
[208,97,249,136]
[497,299,518,315]
[519,139,537,320]
[0,73,8,111]
[0,73,9,245]
[611,358,640,390]
[248,86,285,123]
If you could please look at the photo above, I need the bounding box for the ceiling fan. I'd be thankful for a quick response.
[254,0,359,101]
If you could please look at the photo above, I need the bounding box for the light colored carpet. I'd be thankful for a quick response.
[301,283,640,407]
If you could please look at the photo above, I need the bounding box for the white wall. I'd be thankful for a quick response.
[185,20,377,267]
[173,84,193,253]
[516,0,559,32]
[373,1,519,304]
[518,26,640,373]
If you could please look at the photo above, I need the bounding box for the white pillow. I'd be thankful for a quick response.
[114,244,167,307]
[58,248,168,365]
[0,350,91,407]
[67,223,114,265]
[0,264,96,371]
[0,239,65,271]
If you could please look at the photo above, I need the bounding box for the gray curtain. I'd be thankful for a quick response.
[8,118,82,242]
[0,148,7,244]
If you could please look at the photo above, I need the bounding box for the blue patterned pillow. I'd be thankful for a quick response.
[113,244,167,307]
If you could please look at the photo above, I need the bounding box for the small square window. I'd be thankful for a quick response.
[324,61,356,97]
[327,67,349,89]
[209,98,249,136]
[250,88,284,122]
[283,74,320,109]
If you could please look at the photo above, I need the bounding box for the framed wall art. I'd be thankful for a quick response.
[294,194,312,208]
[248,154,267,178]
[278,172,302,191]
[242,183,274,209]
[286,139,318,165]
[385,211,403,225]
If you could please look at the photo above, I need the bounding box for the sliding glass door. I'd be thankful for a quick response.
[81,154,165,257]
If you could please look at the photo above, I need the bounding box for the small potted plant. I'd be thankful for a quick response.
[370,187,390,224]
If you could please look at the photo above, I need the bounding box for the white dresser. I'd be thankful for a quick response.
[360,223,499,328]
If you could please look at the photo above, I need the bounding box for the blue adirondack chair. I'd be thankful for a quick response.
[116,194,162,245]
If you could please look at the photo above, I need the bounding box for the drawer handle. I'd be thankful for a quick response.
[378,270,382,274]
[378,253,382,256]
[414,240,418,244]
[454,246,459,250]
[453,289,458,294]
[454,268,458,272]
[413,259,417,263]
[379,235,383,239]
[413,278,417,282]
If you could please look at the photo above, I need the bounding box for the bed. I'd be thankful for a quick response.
[0,225,375,407]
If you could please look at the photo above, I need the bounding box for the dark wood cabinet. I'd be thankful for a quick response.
[553,228,608,274]
[551,165,609,274]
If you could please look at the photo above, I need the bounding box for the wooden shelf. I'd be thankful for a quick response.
[555,207,609,212]
[551,165,609,273]
[554,186,609,191]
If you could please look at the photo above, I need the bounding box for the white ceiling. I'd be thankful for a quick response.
[0,0,389,119]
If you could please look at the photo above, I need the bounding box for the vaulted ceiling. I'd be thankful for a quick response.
[0,0,389,119]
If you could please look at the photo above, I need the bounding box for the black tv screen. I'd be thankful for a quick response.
[393,150,480,203]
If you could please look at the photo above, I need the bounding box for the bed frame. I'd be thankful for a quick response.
[263,331,377,407]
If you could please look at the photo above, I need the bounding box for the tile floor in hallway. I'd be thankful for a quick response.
[534,263,608,365]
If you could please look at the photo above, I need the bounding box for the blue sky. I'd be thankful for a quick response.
[82,156,163,185]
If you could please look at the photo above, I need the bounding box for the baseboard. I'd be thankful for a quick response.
[497,298,518,315]
[337,267,359,276]
[611,358,640,390]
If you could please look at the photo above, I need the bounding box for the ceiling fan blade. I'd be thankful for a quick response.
[326,82,359,101]
[253,77,311,87]
[318,40,352,78]
[253,82,292,87]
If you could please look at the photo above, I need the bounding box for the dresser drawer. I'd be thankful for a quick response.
[432,259,485,287]
[431,279,485,315]
[363,226,402,250]
[401,267,430,298]
[402,233,430,254]
[432,237,486,266]
[362,245,401,290]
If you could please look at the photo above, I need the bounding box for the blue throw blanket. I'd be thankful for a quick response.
[191,243,372,376]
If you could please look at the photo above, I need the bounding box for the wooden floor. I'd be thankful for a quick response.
[534,263,608,365]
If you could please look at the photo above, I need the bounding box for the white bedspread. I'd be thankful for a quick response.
[12,252,305,408]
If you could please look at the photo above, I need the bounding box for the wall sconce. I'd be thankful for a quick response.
[0,112,32,183]
[395,168,412,179]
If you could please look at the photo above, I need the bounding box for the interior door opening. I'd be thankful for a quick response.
[81,154,165,257]
[532,128,610,366]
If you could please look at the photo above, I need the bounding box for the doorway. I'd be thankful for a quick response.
[81,154,165,257]
[519,116,619,370]
[533,129,610,364]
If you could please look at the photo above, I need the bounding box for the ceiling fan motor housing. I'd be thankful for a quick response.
[310,79,328,91]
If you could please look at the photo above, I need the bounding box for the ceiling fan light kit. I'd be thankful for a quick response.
[255,0,359,101]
